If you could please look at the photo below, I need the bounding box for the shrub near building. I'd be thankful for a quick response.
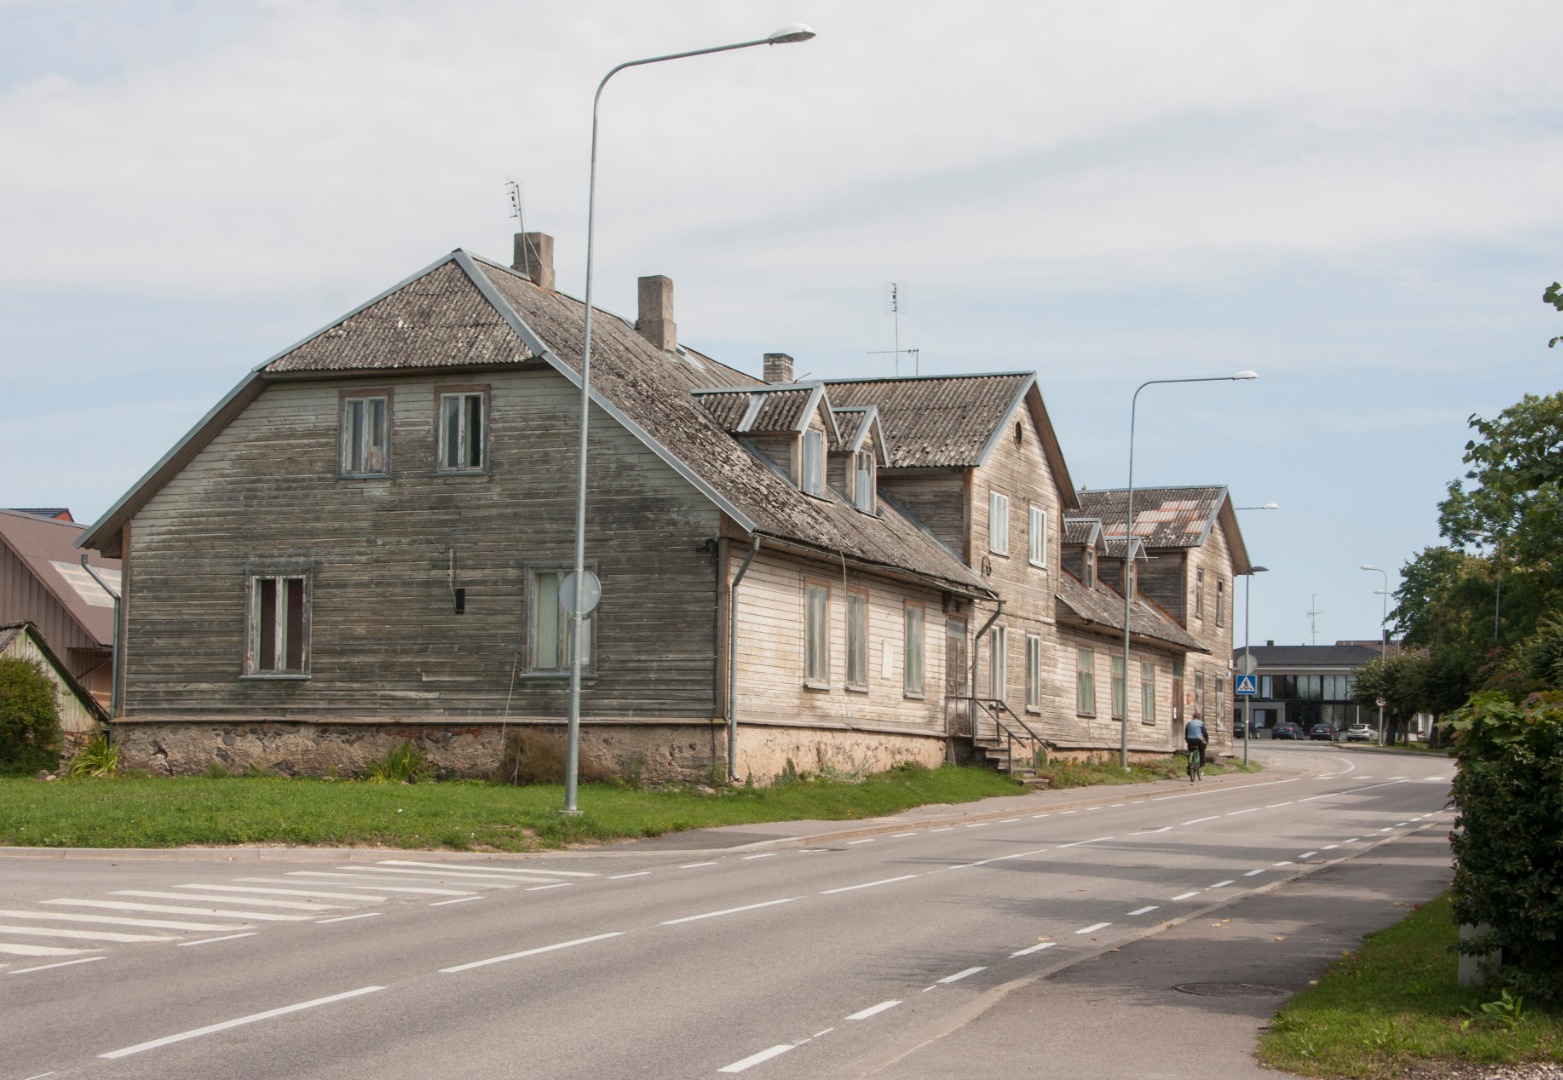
[1448,690,1563,1003]
[0,656,63,774]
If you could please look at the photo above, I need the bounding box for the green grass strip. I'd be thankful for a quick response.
[1257,893,1563,1078]
[0,765,1028,852]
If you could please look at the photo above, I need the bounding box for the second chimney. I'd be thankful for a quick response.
[512,232,555,291]
[637,275,676,351]
[764,352,794,384]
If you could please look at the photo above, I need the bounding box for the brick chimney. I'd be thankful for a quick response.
[764,353,794,384]
[512,232,554,290]
[637,275,676,351]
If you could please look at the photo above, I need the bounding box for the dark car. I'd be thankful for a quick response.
[1272,722,1303,740]
[1309,723,1335,741]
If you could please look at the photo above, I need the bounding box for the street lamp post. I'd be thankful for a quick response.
[1241,565,1268,765]
[1360,563,1390,748]
[1120,371,1257,770]
[563,24,816,815]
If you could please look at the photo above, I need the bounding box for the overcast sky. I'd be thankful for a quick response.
[3,0,1560,645]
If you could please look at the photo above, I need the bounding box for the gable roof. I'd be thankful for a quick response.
[83,251,992,599]
[1075,485,1251,575]
[0,509,119,647]
[1062,516,1104,548]
[0,621,110,724]
[825,374,1078,510]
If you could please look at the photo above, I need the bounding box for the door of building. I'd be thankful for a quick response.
[945,619,969,734]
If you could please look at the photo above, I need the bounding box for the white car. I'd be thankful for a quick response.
[1344,723,1375,742]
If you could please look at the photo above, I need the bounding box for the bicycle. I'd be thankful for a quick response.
[1185,742,1205,783]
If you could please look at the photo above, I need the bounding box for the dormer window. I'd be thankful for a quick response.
[854,451,875,512]
[1084,547,1096,588]
[802,428,825,495]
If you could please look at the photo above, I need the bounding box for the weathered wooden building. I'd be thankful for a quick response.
[0,508,118,709]
[1072,486,1251,758]
[80,236,1247,782]
[0,622,108,752]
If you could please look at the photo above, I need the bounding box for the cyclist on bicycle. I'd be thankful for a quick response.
[1184,716,1208,775]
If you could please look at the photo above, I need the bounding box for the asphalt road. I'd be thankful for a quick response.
[0,742,1454,1079]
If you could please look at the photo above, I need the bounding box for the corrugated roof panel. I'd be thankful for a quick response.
[826,375,1029,468]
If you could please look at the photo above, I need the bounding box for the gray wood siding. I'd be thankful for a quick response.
[122,370,723,720]
[877,470,968,557]
[733,549,947,733]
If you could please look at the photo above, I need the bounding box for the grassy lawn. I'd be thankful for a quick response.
[0,764,1032,852]
[1257,893,1563,1079]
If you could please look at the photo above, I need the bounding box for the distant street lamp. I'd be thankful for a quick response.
[1120,371,1258,769]
[563,24,817,815]
[1361,563,1390,747]
[1240,566,1269,766]
[1236,503,1280,511]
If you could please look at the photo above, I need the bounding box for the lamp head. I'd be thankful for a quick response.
[1233,370,1258,381]
[1261,502,1279,509]
[768,23,816,43]
[1360,563,1376,571]
[1251,565,1269,574]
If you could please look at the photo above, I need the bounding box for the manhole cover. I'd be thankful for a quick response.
[1173,982,1288,998]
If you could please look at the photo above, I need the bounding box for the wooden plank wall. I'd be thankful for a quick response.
[123,369,724,721]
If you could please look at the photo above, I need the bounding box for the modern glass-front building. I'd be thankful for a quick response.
[1232,641,1383,736]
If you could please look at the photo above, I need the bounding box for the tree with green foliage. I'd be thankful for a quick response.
[1351,651,1434,745]
[0,656,63,774]
[1546,282,1562,348]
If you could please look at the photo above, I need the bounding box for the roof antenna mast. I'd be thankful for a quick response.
[506,179,525,235]
[868,281,920,376]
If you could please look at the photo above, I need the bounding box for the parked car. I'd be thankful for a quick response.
[1272,722,1303,740]
[1344,723,1375,742]
[1309,723,1335,741]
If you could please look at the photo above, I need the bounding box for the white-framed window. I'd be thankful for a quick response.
[1195,671,1206,719]
[245,573,309,676]
[903,603,925,697]
[528,568,594,674]
[988,626,1007,698]
[1028,505,1048,567]
[1216,578,1226,627]
[846,589,869,691]
[1111,654,1126,720]
[1025,633,1043,710]
[854,451,875,513]
[1194,567,1206,620]
[1141,660,1156,723]
[802,429,826,495]
[438,389,487,472]
[1215,677,1225,727]
[805,581,831,685]
[1083,547,1096,588]
[989,491,1010,556]
[1076,647,1096,715]
[340,394,389,476]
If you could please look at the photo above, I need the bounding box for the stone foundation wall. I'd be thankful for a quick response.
[108,719,949,786]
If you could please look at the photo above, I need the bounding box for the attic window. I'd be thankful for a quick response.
[854,451,875,513]
[1015,421,1023,444]
[802,429,826,496]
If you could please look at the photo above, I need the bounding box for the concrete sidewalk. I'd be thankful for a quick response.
[846,826,1453,1079]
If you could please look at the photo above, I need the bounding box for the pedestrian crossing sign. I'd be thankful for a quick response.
[1235,673,1259,696]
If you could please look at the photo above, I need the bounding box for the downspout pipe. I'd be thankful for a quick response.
[79,555,121,721]
[727,535,761,783]
[970,599,1006,702]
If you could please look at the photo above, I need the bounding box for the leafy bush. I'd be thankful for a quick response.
[1447,691,1563,1003]
[366,741,427,784]
[0,656,63,774]
[497,729,567,785]
[66,734,118,778]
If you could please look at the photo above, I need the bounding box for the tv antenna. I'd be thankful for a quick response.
[506,179,525,233]
[867,280,920,376]
[1307,593,1323,645]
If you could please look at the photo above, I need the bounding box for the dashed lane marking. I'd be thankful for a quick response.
[99,986,385,1060]
[1011,942,1058,957]
[662,898,798,926]
[822,875,920,895]
[1173,891,1200,901]
[1077,922,1112,934]
[9,956,104,975]
[440,932,624,974]
[937,966,986,984]
[1244,869,1265,877]
[846,1000,902,1020]
[1128,905,1159,916]
[178,933,257,947]
[719,1044,794,1073]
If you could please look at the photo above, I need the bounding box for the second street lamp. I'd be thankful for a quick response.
[1360,563,1391,747]
[1120,371,1257,770]
[563,24,817,815]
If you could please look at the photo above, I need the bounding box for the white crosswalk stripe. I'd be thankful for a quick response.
[0,909,244,932]
[43,899,311,922]
[114,891,349,911]
[194,883,391,902]
[0,925,174,943]
[0,942,93,957]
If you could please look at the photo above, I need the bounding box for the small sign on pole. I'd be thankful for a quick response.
[1235,673,1259,696]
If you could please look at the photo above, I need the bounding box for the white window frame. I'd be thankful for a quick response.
[988,625,1007,699]
[244,572,310,678]
[1194,567,1206,620]
[1111,654,1126,721]
[438,389,487,473]
[846,589,870,691]
[1028,505,1048,567]
[1076,647,1096,716]
[1025,633,1042,711]
[989,491,1010,556]
[340,393,390,477]
[802,429,826,496]
[1216,578,1226,627]
[903,603,925,698]
[854,451,875,513]
[1140,660,1157,723]
[527,567,596,675]
[805,581,831,686]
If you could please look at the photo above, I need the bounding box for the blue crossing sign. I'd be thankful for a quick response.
[1235,673,1259,696]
